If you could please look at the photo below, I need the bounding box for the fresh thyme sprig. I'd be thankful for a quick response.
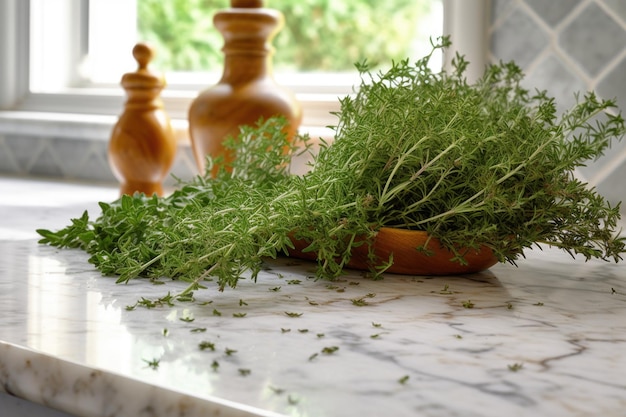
[38,37,625,292]
[39,117,310,291]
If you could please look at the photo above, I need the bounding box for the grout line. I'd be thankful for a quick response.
[517,0,556,34]
[488,0,522,34]
[22,136,46,175]
[586,143,626,187]
[0,135,20,173]
[42,139,71,179]
[597,0,626,29]
[546,0,600,90]
[553,0,594,31]
[590,48,626,91]
[550,44,594,89]
[505,1,557,78]
[516,0,553,74]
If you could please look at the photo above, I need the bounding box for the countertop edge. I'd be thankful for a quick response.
[0,341,284,417]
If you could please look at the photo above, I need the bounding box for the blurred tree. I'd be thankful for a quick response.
[137,0,432,72]
[137,0,224,70]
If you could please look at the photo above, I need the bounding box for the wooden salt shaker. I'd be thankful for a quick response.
[108,43,177,196]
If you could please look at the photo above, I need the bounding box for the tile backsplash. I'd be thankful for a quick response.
[1,0,625,210]
[490,0,626,210]
[0,114,198,186]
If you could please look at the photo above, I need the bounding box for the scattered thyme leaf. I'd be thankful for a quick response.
[462,300,475,309]
[285,312,303,317]
[398,375,410,385]
[143,358,160,370]
[190,327,207,333]
[439,284,453,295]
[351,297,368,306]
[269,386,285,395]
[321,346,339,355]
[199,341,216,351]
[508,363,524,372]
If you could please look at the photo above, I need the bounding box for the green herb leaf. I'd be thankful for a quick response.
[190,327,207,333]
[143,358,160,369]
[199,341,216,351]
[351,297,368,306]
[321,346,339,355]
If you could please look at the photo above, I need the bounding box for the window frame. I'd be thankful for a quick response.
[0,0,489,130]
[0,0,30,110]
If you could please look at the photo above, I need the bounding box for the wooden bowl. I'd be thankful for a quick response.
[288,227,498,275]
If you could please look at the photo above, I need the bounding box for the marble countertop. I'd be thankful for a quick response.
[1,176,625,417]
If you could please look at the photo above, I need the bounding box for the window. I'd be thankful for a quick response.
[1,1,488,130]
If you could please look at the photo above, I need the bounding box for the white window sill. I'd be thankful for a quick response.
[0,110,331,183]
[0,110,334,143]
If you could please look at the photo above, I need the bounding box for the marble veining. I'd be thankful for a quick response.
[0,177,625,417]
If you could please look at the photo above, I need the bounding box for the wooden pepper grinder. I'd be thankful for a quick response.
[188,0,302,176]
[108,42,177,196]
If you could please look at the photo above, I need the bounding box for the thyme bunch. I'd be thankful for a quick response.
[314,45,625,264]
[38,38,625,291]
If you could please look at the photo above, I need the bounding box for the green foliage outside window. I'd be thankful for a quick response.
[137,0,433,72]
